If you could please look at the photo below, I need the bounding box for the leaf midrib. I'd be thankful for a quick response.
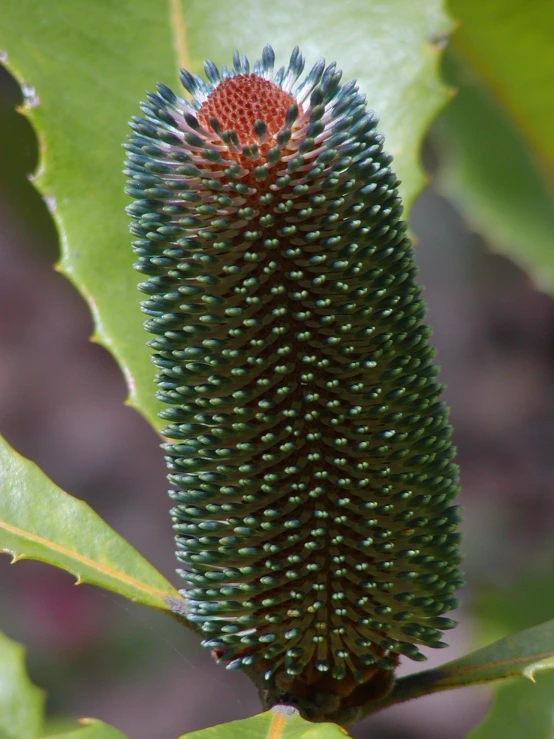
[0,518,173,601]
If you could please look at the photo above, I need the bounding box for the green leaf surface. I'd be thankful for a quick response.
[0,630,44,739]
[449,0,554,170]
[435,2,554,293]
[0,434,184,613]
[0,0,452,429]
[434,54,554,292]
[178,709,348,739]
[42,719,81,737]
[362,616,554,717]
[45,719,128,739]
[467,674,554,739]
[466,569,554,739]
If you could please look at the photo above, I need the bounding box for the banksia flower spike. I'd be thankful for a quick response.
[125,46,463,725]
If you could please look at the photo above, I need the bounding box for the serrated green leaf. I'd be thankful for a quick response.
[433,618,554,686]
[435,1,554,293]
[361,616,554,718]
[177,709,348,739]
[0,434,184,613]
[0,0,452,429]
[0,630,44,739]
[45,718,128,739]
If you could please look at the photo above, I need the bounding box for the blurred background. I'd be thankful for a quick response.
[1,32,554,739]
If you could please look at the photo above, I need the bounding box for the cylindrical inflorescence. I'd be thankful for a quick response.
[125,45,463,720]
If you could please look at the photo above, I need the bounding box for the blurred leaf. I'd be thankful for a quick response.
[46,719,128,739]
[178,709,348,738]
[0,0,452,430]
[0,434,185,613]
[42,719,81,737]
[362,616,554,716]
[436,2,554,292]
[449,0,554,169]
[0,630,44,739]
[467,674,554,739]
[467,568,554,739]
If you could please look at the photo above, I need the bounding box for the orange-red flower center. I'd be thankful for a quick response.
[198,74,296,145]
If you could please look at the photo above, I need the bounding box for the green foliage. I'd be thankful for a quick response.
[0,434,183,612]
[449,0,554,167]
[0,0,176,429]
[437,0,554,292]
[361,615,554,717]
[468,676,554,739]
[0,629,127,739]
[0,630,44,739]
[177,709,348,738]
[45,720,128,739]
[467,569,554,738]
[0,0,451,430]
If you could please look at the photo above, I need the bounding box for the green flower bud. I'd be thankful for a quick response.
[125,45,463,724]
